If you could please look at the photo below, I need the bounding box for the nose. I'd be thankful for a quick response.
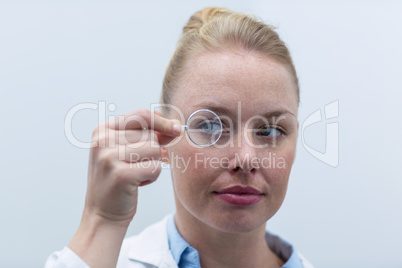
[227,131,259,174]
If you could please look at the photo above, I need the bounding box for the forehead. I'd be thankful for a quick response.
[173,50,298,116]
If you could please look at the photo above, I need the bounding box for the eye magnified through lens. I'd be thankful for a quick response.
[185,109,223,147]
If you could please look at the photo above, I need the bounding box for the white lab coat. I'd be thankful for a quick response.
[46,215,314,268]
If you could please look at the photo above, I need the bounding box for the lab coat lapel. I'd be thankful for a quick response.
[127,215,177,268]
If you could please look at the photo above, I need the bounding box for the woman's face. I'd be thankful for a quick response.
[166,49,299,233]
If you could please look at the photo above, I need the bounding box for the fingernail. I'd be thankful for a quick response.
[173,124,181,135]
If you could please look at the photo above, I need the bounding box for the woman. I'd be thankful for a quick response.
[46,7,314,268]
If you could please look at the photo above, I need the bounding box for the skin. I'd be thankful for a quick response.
[164,48,299,268]
[67,48,299,268]
[68,110,181,268]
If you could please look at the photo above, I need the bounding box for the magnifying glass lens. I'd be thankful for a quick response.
[186,110,222,147]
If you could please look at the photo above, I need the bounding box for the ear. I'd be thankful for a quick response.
[161,146,169,163]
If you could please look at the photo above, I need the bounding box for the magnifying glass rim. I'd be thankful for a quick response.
[185,109,223,147]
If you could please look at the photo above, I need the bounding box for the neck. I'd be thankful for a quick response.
[174,211,284,268]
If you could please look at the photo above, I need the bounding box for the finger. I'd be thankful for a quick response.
[116,142,162,163]
[153,110,163,116]
[138,180,154,187]
[118,128,178,147]
[115,160,162,186]
[155,125,183,146]
[107,109,181,136]
[115,129,155,145]
[152,109,175,143]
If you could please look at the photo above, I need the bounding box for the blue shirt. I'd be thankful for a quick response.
[167,214,305,268]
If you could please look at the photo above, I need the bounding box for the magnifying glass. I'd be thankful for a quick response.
[184,109,223,147]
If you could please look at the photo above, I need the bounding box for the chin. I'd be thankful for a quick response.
[202,210,271,234]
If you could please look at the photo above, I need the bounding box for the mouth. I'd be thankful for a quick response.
[213,186,263,206]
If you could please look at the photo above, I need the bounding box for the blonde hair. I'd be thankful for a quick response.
[161,7,299,113]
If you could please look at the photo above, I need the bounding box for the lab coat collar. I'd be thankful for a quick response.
[126,214,313,268]
[127,214,177,268]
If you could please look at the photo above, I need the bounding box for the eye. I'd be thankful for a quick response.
[199,120,221,134]
[219,118,232,135]
[257,126,282,137]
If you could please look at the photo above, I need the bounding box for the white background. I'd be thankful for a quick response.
[1,1,401,267]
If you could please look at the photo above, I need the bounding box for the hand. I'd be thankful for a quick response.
[84,109,181,224]
[67,109,181,268]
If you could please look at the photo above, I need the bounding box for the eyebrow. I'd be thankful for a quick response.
[262,110,296,119]
[195,104,234,117]
[194,103,296,118]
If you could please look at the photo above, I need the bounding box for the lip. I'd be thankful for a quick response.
[215,186,263,195]
[214,186,263,206]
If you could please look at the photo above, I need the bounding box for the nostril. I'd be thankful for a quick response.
[233,166,240,172]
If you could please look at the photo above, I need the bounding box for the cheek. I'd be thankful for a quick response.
[262,145,296,193]
[167,141,212,203]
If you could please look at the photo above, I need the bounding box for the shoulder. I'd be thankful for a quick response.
[265,229,314,268]
[297,251,315,268]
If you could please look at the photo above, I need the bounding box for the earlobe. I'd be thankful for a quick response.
[160,146,169,163]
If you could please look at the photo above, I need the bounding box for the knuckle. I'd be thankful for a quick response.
[136,109,151,122]
[145,142,161,158]
[92,124,108,140]
[150,165,162,179]
[139,163,161,183]
[97,150,117,167]
[92,126,100,141]
[93,129,115,148]
[96,133,107,147]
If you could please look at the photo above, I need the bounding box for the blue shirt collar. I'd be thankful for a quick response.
[167,213,200,267]
[167,213,304,268]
